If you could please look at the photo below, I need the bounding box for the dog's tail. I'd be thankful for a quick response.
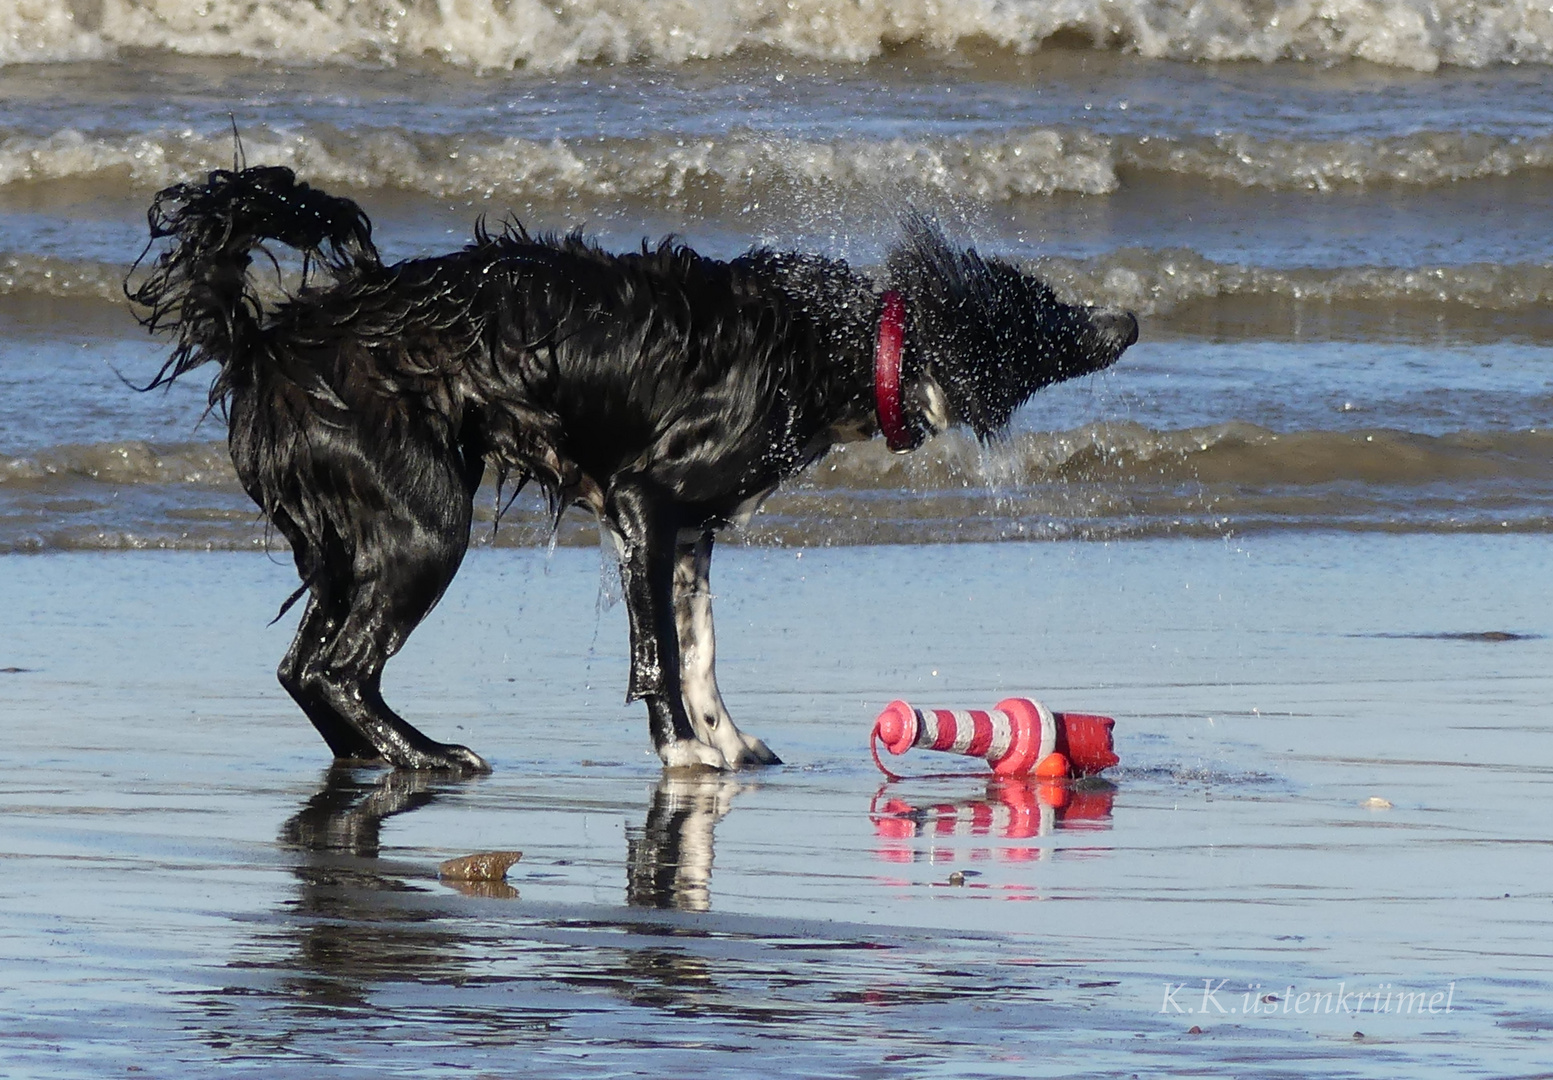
[125,165,378,402]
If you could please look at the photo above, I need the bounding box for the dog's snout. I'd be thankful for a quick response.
[1095,310,1139,350]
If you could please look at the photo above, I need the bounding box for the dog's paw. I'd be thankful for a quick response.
[730,732,782,768]
[706,723,782,768]
[439,744,494,775]
[658,738,730,772]
[395,742,492,775]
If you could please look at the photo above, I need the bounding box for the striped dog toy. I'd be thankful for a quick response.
[871,697,1118,780]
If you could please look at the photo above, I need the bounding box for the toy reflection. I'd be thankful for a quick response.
[870,777,1114,865]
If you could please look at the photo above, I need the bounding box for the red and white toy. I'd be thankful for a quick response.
[871,697,1118,779]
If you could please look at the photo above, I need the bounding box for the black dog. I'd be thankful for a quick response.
[129,166,1136,773]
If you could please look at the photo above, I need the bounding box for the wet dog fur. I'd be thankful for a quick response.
[128,165,1137,773]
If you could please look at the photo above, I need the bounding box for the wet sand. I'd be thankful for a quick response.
[2,535,1551,1077]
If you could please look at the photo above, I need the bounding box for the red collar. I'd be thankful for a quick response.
[873,290,911,452]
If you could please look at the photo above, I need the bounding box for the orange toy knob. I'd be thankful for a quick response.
[1034,751,1071,779]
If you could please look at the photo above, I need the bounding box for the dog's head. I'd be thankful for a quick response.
[886,213,1137,443]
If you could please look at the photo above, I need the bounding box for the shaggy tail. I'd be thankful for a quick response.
[126,165,378,401]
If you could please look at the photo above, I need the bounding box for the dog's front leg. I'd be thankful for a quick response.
[673,532,781,767]
[606,477,728,770]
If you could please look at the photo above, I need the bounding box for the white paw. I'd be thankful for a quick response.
[731,731,782,767]
[703,722,781,768]
[658,738,731,771]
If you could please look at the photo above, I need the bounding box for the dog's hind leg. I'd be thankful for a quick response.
[278,592,383,762]
[673,532,781,767]
[269,513,384,762]
[606,477,727,771]
[278,451,489,774]
[295,541,489,774]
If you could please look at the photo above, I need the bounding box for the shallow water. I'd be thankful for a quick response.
[12,333,1553,550]
[5,17,1553,548]
[2,537,1550,1076]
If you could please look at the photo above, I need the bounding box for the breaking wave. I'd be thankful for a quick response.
[5,126,1553,203]
[805,424,1553,489]
[0,253,126,302]
[1118,132,1553,192]
[12,245,1552,336]
[7,427,1553,551]
[0,441,237,488]
[6,0,1553,72]
[12,427,1552,492]
[1032,251,1553,319]
[0,125,1117,200]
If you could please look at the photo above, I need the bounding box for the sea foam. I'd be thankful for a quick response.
[8,245,1553,327]
[4,126,1551,205]
[8,427,1553,550]
[5,0,1553,72]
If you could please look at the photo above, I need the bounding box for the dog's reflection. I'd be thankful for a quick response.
[626,773,746,911]
[282,765,443,858]
[274,767,474,1005]
[198,768,746,1050]
[283,767,745,916]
